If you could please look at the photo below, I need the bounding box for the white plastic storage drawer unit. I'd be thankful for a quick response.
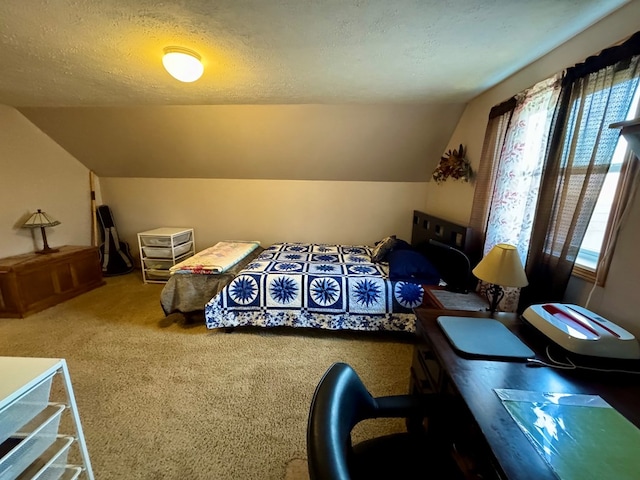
[0,357,94,480]
[137,228,195,284]
[0,405,64,480]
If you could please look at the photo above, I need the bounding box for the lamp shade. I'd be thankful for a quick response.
[162,47,204,83]
[472,243,528,287]
[21,209,60,228]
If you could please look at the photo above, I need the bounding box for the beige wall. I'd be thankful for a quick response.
[0,106,91,257]
[431,1,640,336]
[98,177,429,263]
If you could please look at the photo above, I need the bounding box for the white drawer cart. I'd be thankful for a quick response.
[0,356,94,480]
[137,227,195,284]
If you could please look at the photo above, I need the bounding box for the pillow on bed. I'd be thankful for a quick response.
[370,235,397,263]
[387,249,441,285]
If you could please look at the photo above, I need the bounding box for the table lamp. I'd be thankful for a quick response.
[21,209,61,254]
[472,243,528,314]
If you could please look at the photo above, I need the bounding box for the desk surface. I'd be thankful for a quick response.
[414,308,640,480]
[423,286,488,311]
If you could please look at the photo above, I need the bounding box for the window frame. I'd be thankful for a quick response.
[571,147,637,285]
[571,81,640,285]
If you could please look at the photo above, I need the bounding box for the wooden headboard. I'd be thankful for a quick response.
[411,210,473,253]
[410,210,477,293]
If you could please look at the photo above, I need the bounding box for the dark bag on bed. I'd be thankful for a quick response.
[97,205,134,276]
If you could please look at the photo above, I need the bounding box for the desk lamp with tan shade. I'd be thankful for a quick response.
[472,243,528,314]
[20,209,61,254]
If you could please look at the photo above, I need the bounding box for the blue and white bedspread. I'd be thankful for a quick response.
[204,242,424,333]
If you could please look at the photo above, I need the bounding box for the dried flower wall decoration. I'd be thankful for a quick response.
[432,144,474,184]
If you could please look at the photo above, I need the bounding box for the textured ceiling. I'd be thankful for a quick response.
[0,0,630,106]
[2,0,633,181]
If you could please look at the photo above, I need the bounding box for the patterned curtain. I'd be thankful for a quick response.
[482,76,561,312]
[468,97,516,262]
[519,33,640,310]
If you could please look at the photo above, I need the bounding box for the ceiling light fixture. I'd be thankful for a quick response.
[162,47,204,83]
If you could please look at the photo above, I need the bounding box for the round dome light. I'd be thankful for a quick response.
[162,47,204,83]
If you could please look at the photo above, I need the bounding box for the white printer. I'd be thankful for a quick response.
[522,303,640,360]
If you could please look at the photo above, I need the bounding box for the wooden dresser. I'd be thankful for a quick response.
[0,246,105,318]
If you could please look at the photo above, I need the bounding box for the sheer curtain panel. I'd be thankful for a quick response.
[519,32,640,310]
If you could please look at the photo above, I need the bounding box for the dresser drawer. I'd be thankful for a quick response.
[414,345,445,393]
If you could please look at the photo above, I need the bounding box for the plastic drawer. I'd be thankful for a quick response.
[142,241,193,258]
[17,436,74,480]
[58,467,81,480]
[143,258,174,270]
[0,377,52,445]
[0,404,64,480]
[140,231,191,247]
[145,269,171,280]
[174,242,194,257]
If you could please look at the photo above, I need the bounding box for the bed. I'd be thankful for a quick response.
[203,211,475,333]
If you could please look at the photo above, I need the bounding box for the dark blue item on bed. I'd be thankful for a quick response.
[387,249,440,285]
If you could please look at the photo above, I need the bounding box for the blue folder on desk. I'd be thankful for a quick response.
[437,316,534,360]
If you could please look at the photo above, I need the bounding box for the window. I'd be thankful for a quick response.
[474,33,640,309]
[574,84,640,283]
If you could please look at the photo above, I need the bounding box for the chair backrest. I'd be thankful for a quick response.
[307,362,377,480]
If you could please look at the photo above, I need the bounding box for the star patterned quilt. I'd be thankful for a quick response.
[204,242,426,333]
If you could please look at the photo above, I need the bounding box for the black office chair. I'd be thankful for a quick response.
[306,362,458,480]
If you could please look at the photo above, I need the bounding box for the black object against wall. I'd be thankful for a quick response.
[96,205,134,276]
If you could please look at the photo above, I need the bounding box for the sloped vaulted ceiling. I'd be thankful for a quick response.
[17,104,465,181]
[1,0,631,180]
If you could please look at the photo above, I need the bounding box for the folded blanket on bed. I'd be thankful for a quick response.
[169,240,260,275]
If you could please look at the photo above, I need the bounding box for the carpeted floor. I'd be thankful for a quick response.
[0,273,415,479]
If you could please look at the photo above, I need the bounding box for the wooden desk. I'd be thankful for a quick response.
[411,308,640,480]
[0,246,104,318]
